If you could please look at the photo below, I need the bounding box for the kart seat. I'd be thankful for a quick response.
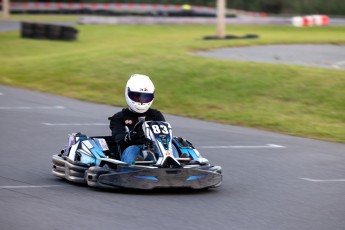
[91,136,121,160]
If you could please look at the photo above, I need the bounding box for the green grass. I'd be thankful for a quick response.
[0,23,345,143]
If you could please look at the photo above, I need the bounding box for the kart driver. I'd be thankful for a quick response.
[109,74,178,164]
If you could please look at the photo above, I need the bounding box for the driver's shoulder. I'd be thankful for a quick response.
[147,108,165,121]
[109,108,127,121]
[147,108,162,115]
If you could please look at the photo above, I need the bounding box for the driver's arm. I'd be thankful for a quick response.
[109,115,127,146]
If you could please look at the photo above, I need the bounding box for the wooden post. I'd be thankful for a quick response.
[2,0,10,19]
[216,0,226,38]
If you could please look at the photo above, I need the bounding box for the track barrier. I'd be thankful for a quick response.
[292,15,329,27]
[0,2,267,17]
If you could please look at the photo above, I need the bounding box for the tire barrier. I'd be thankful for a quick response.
[0,2,267,17]
[292,15,329,27]
[21,22,78,41]
[203,34,259,40]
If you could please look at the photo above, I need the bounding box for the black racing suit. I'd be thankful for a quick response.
[109,108,165,152]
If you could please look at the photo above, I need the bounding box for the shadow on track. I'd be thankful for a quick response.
[89,187,219,196]
[53,177,219,195]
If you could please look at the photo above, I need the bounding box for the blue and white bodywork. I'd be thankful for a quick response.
[52,121,222,190]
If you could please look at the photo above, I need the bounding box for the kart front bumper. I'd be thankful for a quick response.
[86,166,222,190]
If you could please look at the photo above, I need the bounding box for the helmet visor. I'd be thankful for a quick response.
[128,90,154,103]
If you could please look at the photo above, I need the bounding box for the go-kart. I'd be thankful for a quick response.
[52,120,222,190]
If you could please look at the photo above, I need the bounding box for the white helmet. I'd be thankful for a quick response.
[125,74,155,113]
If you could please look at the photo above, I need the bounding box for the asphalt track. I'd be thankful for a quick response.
[1,85,345,230]
[1,15,345,31]
[0,21,75,32]
[196,44,345,70]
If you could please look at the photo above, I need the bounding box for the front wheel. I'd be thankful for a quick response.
[103,163,113,170]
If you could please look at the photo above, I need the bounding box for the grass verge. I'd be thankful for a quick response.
[0,23,344,143]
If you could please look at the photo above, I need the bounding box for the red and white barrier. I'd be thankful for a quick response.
[314,15,330,26]
[292,15,329,27]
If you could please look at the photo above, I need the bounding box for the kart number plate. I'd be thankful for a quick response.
[96,138,109,151]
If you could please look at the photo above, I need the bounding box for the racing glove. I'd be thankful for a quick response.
[124,130,137,143]
[124,130,146,144]
[124,121,145,144]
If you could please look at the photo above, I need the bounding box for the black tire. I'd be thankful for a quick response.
[103,163,111,169]
[102,163,117,170]
[47,25,62,40]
